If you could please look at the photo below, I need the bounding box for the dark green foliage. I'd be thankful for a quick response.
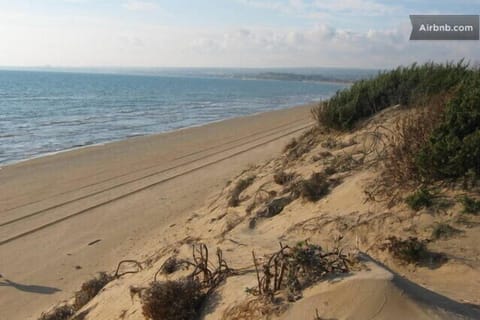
[460,195,480,214]
[228,176,255,207]
[415,72,480,180]
[313,61,470,130]
[142,278,205,320]
[38,305,75,320]
[384,237,428,264]
[405,188,433,210]
[73,272,113,310]
[431,223,461,240]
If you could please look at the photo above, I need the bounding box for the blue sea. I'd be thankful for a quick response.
[0,68,373,165]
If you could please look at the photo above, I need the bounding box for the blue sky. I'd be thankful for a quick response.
[0,0,478,68]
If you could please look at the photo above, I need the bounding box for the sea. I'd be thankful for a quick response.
[0,68,377,165]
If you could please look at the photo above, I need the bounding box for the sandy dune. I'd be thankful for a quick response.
[281,255,480,320]
[0,105,313,320]
[4,104,480,320]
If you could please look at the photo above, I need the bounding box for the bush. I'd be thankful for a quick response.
[273,170,295,185]
[460,195,480,214]
[382,96,447,186]
[383,237,428,264]
[284,128,319,161]
[405,188,433,210]
[431,223,460,240]
[228,176,255,207]
[415,72,480,180]
[313,61,470,130]
[73,272,113,310]
[38,305,75,320]
[295,173,330,202]
[142,278,205,320]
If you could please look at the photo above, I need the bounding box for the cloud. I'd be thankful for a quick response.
[0,6,477,68]
[311,0,402,16]
[122,0,159,12]
[185,24,477,68]
[237,0,403,18]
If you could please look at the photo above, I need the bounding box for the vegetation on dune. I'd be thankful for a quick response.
[314,61,480,186]
[73,272,114,310]
[38,272,114,320]
[142,278,205,320]
[405,188,433,211]
[431,223,461,240]
[460,195,480,215]
[313,61,470,130]
[142,244,234,320]
[382,236,429,264]
[416,72,480,180]
[228,175,255,207]
[38,306,75,320]
[273,170,296,185]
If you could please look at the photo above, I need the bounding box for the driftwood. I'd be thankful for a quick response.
[250,242,350,301]
[114,260,143,278]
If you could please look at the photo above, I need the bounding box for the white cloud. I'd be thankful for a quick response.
[236,0,403,19]
[122,0,159,12]
[0,8,477,68]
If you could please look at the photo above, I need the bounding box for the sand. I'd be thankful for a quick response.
[3,104,480,320]
[0,105,313,320]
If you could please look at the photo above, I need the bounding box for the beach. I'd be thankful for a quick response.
[0,104,313,320]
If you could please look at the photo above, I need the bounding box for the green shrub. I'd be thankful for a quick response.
[415,72,480,180]
[460,195,480,214]
[383,236,429,264]
[313,61,470,130]
[431,223,460,240]
[405,188,433,210]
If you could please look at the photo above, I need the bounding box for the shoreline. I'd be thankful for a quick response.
[0,103,313,320]
[0,103,317,169]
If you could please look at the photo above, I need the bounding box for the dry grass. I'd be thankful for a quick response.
[73,272,114,310]
[381,237,429,264]
[283,128,320,162]
[38,272,114,320]
[249,242,350,302]
[461,195,480,215]
[273,170,296,185]
[221,298,286,320]
[144,244,236,320]
[365,95,448,205]
[383,98,446,186]
[38,305,75,320]
[228,176,255,207]
[289,173,331,202]
[142,278,205,320]
[431,223,461,240]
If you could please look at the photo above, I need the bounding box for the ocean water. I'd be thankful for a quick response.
[0,69,354,165]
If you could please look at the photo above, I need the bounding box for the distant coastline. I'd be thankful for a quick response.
[0,70,351,165]
[0,66,378,83]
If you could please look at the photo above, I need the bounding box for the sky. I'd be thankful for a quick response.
[0,0,479,68]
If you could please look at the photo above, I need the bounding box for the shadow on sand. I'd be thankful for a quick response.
[0,279,61,295]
